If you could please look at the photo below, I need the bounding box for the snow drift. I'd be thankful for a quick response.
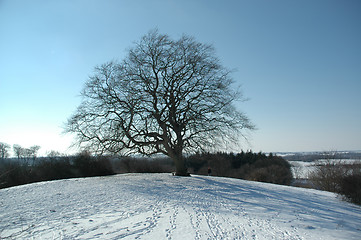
[1,173,361,239]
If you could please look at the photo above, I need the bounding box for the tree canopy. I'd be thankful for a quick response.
[66,30,254,175]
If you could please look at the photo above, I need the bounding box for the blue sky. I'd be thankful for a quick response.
[1,0,360,156]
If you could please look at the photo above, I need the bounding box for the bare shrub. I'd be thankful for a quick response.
[308,152,361,205]
[33,158,73,181]
[73,151,114,177]
[308,159,347,192]
[185,152,293,185]
[338,173,361,205]
[111,157,174,174]
[0,161,31,188]
[245,158,293,185]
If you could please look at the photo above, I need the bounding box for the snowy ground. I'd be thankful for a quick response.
[1,173,361,240]
[289,161,316,179]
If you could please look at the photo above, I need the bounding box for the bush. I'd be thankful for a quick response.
[308,159,348,192]
[0,152,115,189]
[73,151,114,177]
[308,159,361,205]
[185,151,293,185]
[251,157,293,185]
[1,151,294,188]
[246,164,293,185]
[338,173,361,205]
[0,160,32,188]
[34,158,73,181]
[111,157,174,174]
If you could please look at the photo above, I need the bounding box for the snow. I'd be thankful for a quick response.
[1,173,361,239]
[290,159,361,179]
[289,161,316,179]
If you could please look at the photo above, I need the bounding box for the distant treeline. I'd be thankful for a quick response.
[0,151,293,189]
[185,151,293,185]
[99,151,293,185]
[283,151,361,162]
[0,152,114,189]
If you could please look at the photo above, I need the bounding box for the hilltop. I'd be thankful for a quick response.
[1,173,361,239]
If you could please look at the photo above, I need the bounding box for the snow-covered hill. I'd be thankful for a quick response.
[1,173,361,239]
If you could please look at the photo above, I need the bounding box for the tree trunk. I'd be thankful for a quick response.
[173,154,189,176]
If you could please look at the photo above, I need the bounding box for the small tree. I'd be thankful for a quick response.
[12,144,41,164]
[28,145,41,163]
[0,142,10,159]
[13,144,24,160]
[66,30,254,176]
[47,150,62,159]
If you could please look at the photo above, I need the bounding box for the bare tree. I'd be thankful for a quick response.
[47,150,62,158]
[66,30,254,176]
[12,144,40,164]
[13,144,24,159]
[0,142,10,159]
[28,145,41,164]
